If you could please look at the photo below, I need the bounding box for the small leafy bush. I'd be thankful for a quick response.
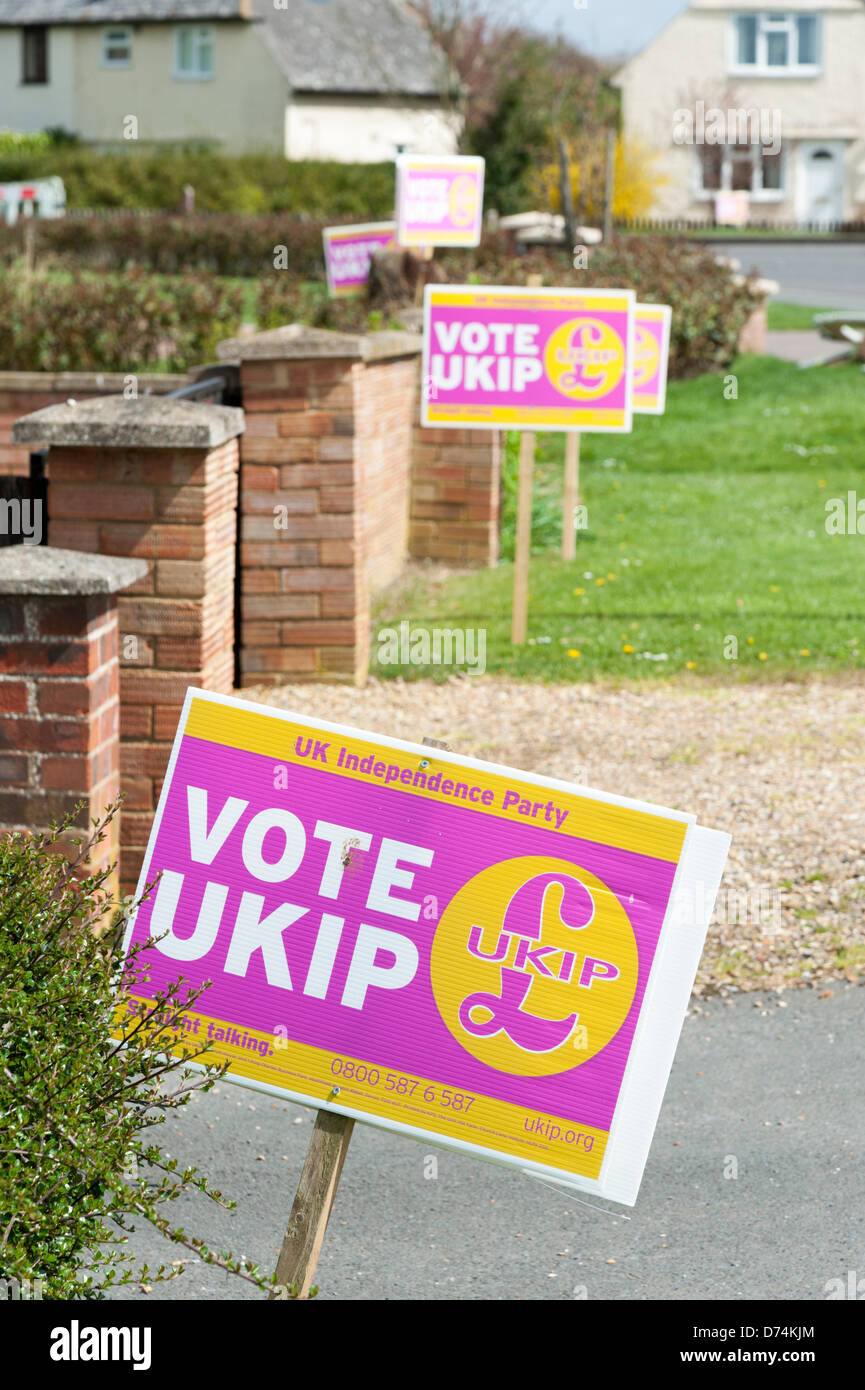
[0,805,277,1299]
[0,268,244,371]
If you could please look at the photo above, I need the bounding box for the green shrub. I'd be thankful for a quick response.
[0,147,395,217]
[0,214,329,279]
[0,805,277,1299]
[255,233,760,380]
[256,274,402,335]
[0,268,244,371]
[439,233,763,378]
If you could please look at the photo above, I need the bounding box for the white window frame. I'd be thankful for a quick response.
[173,25,214,81]
[101,26,132,69]
[729,12,821,76]
[694,144,786,203]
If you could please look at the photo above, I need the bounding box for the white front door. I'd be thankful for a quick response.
[797,141,846,225]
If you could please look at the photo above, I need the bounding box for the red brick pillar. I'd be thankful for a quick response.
[410,415,502,567]
[0,547,148,892]
[13,396,244,893]
[217,324,422,687]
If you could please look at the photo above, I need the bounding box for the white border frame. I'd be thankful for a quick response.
[633,303,672,417]
[421,283,636,435]
[395,153,485,249]
[322,221,397,299]
[122,687,730,1208]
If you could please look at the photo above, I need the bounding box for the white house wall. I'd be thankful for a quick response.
[285,96,460,162]
[72,22,287,153]
[0,26,77,134]
[617,6,865,220]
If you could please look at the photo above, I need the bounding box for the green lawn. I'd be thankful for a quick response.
[767,301,842,332]
[374,356,865,682]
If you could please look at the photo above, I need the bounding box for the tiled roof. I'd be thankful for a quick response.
[252,0,452,97]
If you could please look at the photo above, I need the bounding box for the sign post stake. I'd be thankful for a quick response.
[270,1109,355,1300]
[511,430,535,645]
[562,431,580,561]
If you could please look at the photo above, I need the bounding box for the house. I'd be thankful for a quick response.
[0,0,461,160]
[613,0,865,224]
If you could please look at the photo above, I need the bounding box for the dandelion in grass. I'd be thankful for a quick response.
[686,661,697,670]
[758,652,768,661]
[622,644,635,654]
[568,650,581,659]
[574,588,585,596]
[595,578,606,587]
[747,637,755,645]
[800,649,810,657]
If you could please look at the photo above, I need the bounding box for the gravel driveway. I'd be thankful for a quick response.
[245,675,865,996]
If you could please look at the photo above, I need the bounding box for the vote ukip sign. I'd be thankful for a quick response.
[119,690,730,1205]
[633,303,672,416]
[322,222,397,299]
[396,155,485,249]
[423,285,635,432]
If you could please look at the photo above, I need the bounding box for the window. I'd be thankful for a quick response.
[698,143,785,199]
[732,12,820,73]
[21,26,48,84]
[174,25,213,79]
[102,27,132,67]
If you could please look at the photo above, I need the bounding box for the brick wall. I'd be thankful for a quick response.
[13,397,244,893]
[410,421,502,567]
[0,373,188,476]
[221,325,423,687]
[356,356,418,597]
[0,551,147,890]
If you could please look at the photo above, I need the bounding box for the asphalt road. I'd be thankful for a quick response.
[106,982,864,1302]
[720,242,865,309]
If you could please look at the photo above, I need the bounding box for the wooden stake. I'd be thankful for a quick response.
[270,1108,354,1300]
[270,737,449,1301]
[511,431,535,645]
[562,432,580,562]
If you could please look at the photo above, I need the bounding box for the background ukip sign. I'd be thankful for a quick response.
[423,285,636,432]
[119,690,730,1206]
[633,303,673,416]
[396,154,485,249]
[322,222,397,298]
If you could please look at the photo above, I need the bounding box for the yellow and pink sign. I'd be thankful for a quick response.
[396,154,485,249]
[423,285,636,432]
[118,690,730,1205]
[323,222,397,298]
[633,303,672,415]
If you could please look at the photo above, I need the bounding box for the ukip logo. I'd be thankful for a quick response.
[544,318,626,402]
[430,857,639,1078]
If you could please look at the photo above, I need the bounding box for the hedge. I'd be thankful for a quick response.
[257,234,764,379]
[0,147,395,216]
[0,268,245,372]
[0,213,328,279]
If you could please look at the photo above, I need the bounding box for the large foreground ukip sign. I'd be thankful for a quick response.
[119,690,729,1205]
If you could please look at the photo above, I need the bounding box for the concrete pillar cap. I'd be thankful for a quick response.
[12,395,245,450]
[0,546,148,595]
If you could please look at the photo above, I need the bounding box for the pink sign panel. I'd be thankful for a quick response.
[323,222,397,298]
[633,303,672,415]
[117,690,730,1206]
[396,155,485,248]
[423,285,636,432]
